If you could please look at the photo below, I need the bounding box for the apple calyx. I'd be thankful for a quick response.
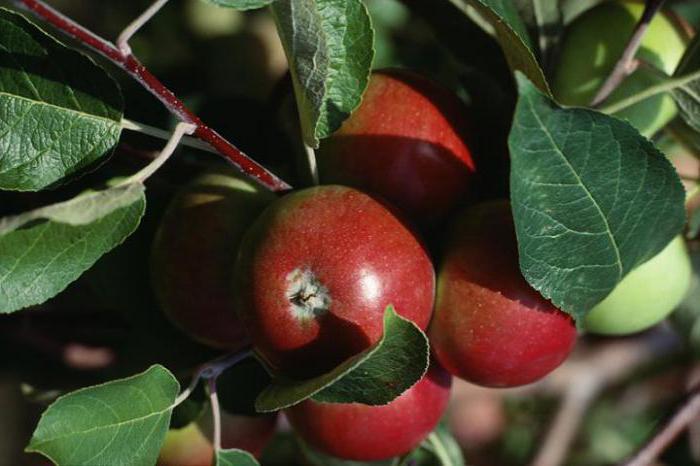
[286,268,332,320]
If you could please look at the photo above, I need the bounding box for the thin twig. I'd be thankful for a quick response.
[622,388,700,466]
[121,118,218,155]
[172,347,252,408]
[599,69,700,115]
[115,0,170,55]
[121,122,196,185]
[590,0,667,107]
[12,0,291,192]
[530,326,681,466]
[208,377,222,451]
[304,142,319,186]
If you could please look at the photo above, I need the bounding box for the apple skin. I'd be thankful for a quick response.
[585,236,692,335]
[286,363,452,461]
[317,69,476,227]
[552,0,687,137]
[151,172,276,349]
[157,411,277,465]
[234,185,435,378]
[428,201,577,388]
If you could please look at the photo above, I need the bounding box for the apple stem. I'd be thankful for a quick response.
[208,377,223,452]
[621,385,700,466]
[172,347,253,408]
[304,142,320,186]
[589,0,667,108]
[115,0,170,56]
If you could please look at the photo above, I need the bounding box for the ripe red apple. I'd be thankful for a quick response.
[286,363,452,461]
[234,185,435,378]
[158,410,277,465]
[428,201,577,387]
[151,172,276,349]
[317,69,476,227]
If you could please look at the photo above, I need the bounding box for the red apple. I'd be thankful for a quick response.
[317,69,476,227]
[158,410,277,465]
[286,363,452,461]
[151,172,276,349]
[234,185,435,378]
[428,201,577,387]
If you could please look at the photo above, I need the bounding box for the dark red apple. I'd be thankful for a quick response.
[151,172,276,349]
[234,185,435,378]
[286,363,451,461]
[317,69,476,227]
[428,201,577,387]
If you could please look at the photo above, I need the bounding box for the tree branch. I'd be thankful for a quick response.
[590,0,667,107]
[621,387,700,466]
[12,0,292,193]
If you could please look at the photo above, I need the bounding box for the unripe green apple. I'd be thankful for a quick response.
[552,0,687,137]
[157,410,277,465]
[151,172,276,349]
[585,236,692,335]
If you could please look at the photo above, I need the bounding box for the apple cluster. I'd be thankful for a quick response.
[150,2,694,457]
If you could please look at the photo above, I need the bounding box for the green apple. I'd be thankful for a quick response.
[585,236,692,335]
[158,410,277,465]
[552,0,687,137]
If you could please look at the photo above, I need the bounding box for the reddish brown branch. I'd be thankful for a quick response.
[590,0,667,107]
[13,0,291,193]
[622,387,700,466]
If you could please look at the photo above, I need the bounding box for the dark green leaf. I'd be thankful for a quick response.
[216,449,260,466]
[0,183,146,313]
[298,437,397,465]
[0,8,123,191]
[449,0,549,93]
[255,306,429,412]
[509,74,686,319]
[271,0,374,148]
[672,34,700,133]
[204,0,274,9]
[27,365,179,466]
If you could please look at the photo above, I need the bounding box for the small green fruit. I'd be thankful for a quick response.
[552,0,687,137]
[585,236,692,335]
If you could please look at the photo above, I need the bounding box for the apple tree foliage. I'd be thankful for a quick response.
[0,0,697,465]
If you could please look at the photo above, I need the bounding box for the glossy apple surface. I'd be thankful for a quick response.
[286,363,451,461]
[234,185,435,378]
[158,410,277,465]
[428,201,577,387]
[317,69,476,227]
[151,172,276,349]
[552,0,687,137]
[585,236,692,335]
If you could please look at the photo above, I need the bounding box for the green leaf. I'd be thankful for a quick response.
[271,0,374,148]
[509,74,686,319]
[402,424,465,466]
[298,437,397,465]
[204,0,274,10]
[255,306,429,412]
[27,365,179,466]
[672,34,700,133]
[0,182,146,313]
[0,8,123,191]
[216,449,260,466]
[449,0,549,93]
